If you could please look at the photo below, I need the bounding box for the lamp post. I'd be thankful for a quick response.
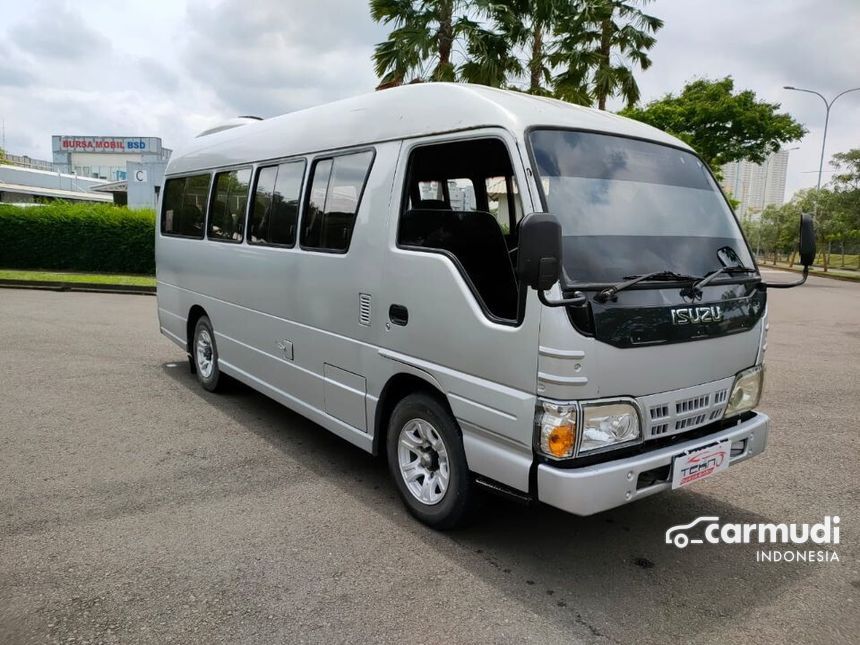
[783,86,860,190]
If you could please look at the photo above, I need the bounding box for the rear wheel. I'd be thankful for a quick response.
[386,393,474,529]
[192,316,223,392]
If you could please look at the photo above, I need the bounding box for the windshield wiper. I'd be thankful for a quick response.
[595,270,700,303]
[690,265,758,292]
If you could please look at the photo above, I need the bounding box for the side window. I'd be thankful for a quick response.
[301,151,374,252]
[446,178,476,211]
[208,168,251,242]
[485,176,523,233]
[418,180,444,203]
[161,173,211,238]
[249,160,305,246]
[398,138,520,321]
[161,178,185,235]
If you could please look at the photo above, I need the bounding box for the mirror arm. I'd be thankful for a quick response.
[761,266,809,290]
[538,288,588,307]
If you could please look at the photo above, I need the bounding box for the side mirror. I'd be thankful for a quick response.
[798,213,816,268]
[764,213,816,289]
[516,212,562,291]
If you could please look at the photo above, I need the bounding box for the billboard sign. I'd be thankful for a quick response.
[52,136,162,155]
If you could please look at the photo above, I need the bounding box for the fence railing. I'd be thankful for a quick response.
[4,154,57,171]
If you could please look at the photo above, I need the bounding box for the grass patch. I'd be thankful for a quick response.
[0,269,155,287]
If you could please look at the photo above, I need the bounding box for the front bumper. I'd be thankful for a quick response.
[537,412,770,516]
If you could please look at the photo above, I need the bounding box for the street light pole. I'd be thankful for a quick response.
[783,86,860,190]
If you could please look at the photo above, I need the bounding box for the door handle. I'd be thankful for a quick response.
[389,304,409,326]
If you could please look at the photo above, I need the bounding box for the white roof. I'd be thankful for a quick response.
[0,181,113,202]
[90,180,128,193]
[167,83,690,176]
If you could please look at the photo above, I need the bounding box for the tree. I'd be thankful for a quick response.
[794,188,841,271]
[620,77,806,169]
[369,1,664,109]
[831,149,860,192]
[475,0,570,96]
[754,202,800,265]
[0,147,6,164]
[371,1,487,86]
[829,149,860,268]
[555,0,663,110]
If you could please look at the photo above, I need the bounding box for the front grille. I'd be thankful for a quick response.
[639,377,735,440]
[676,394,709,414]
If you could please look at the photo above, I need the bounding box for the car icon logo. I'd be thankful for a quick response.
[665,516,720,548]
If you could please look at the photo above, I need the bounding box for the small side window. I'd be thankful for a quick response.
[208,168,251,242]
[301,151,374,252]
[161,173,211,238]
[249,160,305,246]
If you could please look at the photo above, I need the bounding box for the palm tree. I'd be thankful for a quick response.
[371,0,479,87]
[556,0,663,110]
[478,0,572,96]
[458,24,521,88]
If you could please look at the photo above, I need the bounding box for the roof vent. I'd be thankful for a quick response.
[195,116,264,138]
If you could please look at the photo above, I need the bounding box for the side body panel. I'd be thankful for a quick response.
[156,129,544,492]
[373,128,541,491]
[156,142,403,452]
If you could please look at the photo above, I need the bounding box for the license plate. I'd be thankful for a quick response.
[671,440,732,489]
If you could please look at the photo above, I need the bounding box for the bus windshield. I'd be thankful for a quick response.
[528,129,754,284]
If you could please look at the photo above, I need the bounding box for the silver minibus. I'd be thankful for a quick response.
[156,83,814,528]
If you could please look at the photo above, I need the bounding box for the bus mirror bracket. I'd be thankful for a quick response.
[517,212,587,307]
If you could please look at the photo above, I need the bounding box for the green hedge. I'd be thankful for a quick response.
[0,203,156,274]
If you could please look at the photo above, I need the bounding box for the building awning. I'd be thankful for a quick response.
[90,180,128,194]
[0,181,113,202]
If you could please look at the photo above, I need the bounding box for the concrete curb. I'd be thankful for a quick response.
[0,279,156,296]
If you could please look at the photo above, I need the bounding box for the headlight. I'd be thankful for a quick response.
[724,365,764,418]
[579,402,641,454]
[536,402,577,459]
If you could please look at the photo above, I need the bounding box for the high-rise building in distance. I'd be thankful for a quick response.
[720,149,790,218]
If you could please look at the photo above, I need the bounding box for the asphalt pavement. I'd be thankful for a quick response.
[0,271,857,644]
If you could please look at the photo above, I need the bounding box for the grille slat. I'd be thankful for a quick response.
[650,404,669,420]
[639,377,735,440]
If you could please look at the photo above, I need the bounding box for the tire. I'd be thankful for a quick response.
[191,315,223,392]
[386,393,475,529]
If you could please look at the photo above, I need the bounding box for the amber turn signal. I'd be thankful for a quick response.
[537,402,578,459]
[545,424,575,457]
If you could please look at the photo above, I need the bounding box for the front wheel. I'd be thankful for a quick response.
[192,315,223,392]
[386,393,475,529]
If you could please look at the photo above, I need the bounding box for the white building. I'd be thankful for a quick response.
[51,135,170,181]
[0,165,112,204]
[720,149,790,219]
[51,135,171,209]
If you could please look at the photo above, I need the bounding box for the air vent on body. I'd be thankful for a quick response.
[358,293,372,326]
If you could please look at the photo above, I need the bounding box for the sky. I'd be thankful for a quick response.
[0,0,857,198]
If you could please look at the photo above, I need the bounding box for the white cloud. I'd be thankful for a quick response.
[0,0,856,198]
[10,2,111,60]
[622,0,860,196]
